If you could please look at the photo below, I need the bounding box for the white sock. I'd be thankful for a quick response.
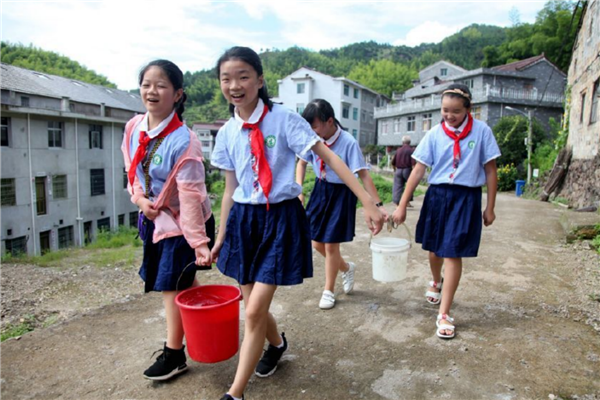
[275,334,284,349]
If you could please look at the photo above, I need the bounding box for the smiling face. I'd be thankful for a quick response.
[140,66,182,124]
[441,95,470,129]
[218,59,264,120]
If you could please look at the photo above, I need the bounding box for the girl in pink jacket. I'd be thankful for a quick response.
[121,59,213,381]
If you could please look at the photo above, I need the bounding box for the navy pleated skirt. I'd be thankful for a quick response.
[217,198,313,286]
[415,184,482,258]
[140,214,215,292]
[305,178,357,243]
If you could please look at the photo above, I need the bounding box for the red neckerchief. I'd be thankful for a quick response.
[128,113,183,187]
[243,104,272,209]
[441,113,473,169]
[319,128,341,181]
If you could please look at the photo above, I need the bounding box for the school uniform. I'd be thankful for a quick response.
[412,117,500,258]
[122,111,214,292]
[211,99,320,285]
[299,127,369,243]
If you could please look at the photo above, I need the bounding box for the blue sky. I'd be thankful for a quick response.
[1,1,547,90]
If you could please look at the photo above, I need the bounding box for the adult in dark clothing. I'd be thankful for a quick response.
[392,135,414,206]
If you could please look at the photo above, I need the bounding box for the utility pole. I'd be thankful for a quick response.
[527,110,532,185]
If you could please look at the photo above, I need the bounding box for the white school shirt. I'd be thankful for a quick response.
[412,118,501,187]
[129,111,190,198]
[299,127,369,184]
[211,99,320,204]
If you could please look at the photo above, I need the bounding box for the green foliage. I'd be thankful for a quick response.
[493,116,547,168]
[347,59,417,97]
[497,163,520,191]
[378,155,389,169]
[86,226,141,249]
[593,225,600,255]
[1,249,72,267]
[1,315,35,342]
[1,42,116,87]
[532,142,559,174]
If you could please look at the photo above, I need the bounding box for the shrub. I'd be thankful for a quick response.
[497,163,520,191]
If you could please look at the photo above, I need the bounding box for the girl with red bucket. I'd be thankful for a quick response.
[210,46,385,400]
[121,60,214,381]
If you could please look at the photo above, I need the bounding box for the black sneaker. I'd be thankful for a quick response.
[220,394,244,400]
[143,343,188,381]
[254,332,288,378]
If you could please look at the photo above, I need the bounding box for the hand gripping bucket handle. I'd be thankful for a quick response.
[369,220,412,282]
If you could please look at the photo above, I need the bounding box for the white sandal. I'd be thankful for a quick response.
[436,313,455,339]
[425,279,443,305]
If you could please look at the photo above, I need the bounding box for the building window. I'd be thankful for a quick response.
[1,178,16,206]
[590,79,599,124]
[296,104,305,114]
[129,211,139,228]
[201,141,211,147]
[407,116,416,132]
[352,129,358,138]
[5,236,27,256]
[342,106,350,119]
[580,92,586,123]
[462,79,474,89]
[382,121,389,135]
[97,217,110,232]
[422,113,432,131]
[343,84,349,96]
[472,106,482,120]
[440,68,448,77]
[35,177,47,215]
[58,226,74,249]
[297,83,305,94]
[118,214,125,226]
[362,110,366,121]
[393,118,400,132]
[354,88,359,99]
[48,121,63,148]
[353,108,358,121]
[21,96,30,107]
[52,175,67,199]
[90,169,105,196]
[123,168,128,189]
[1,117,10,147]
[89,124,103,149]
[40,231,51,254]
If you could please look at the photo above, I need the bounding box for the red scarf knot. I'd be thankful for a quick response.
[243,104,272,209]
[318,128,341,180]
[128,113,183,187]
[441,113,473,169]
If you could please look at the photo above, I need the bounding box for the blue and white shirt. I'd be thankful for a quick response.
[412,118,501,187]
[129,111,190,199]
[211,99,320,204]
[299,127,369,184]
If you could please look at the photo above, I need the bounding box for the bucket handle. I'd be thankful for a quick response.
[369,220,412,248]
[176,261,198,292]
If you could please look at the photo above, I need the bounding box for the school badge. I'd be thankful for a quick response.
[152,154,163,165]
[468,141,475,149]
[265,135,276,148]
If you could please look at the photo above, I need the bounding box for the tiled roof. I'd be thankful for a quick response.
[0,63,145,112]
[491,54,546,72]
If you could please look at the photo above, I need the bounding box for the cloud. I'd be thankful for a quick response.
[393,21,465,46]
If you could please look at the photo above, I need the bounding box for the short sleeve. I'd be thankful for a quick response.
[346,139,368,173]
[412,129,435,167]
[210,126,234,171]
[481,125,501,164]
[298,151,313,164]
[284,112,319,158]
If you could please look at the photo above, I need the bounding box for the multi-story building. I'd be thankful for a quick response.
[375,56,567,147]
[276,67,390,147]
[191,120,226,161]
[1,63,145,256]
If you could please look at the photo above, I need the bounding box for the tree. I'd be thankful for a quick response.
[493,115,547,168]
[347,60,417,97]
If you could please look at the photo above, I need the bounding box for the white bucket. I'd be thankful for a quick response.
[370,237,410,282]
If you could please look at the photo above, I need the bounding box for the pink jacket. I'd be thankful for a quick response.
[122,114,212,249]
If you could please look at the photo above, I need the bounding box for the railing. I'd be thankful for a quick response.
[375,86,565,118]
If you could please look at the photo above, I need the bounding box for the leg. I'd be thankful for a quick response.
[392,169,403,205]
[163,291,184,349]
[323,243,346,292]
[312,240,326,258]
[426,252,443,303]
[438,257,462,336]
[401,168,413,204]
[228,283,278,398]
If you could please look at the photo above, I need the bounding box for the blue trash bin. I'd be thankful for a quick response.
[515,180,526,197]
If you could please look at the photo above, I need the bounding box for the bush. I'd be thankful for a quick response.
[532,142,559,174]
[86,226,140,249]
[497,163,520,191]
[493,116,546,168]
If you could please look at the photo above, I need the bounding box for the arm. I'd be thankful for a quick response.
[483,159,498,226]
[357,169,388,220]
[211,170,238,262]
[312,142,384,235]
[392,162,426,225]
[295,159,308,205]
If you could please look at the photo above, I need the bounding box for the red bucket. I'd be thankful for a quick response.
[175,285,242,363]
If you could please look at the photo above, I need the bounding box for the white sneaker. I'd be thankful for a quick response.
[342,262,356,294]
[319,290,335,309]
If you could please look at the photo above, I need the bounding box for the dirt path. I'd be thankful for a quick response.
[1,193,600,400]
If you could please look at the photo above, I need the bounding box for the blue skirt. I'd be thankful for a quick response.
[416,184,482,258]
[217,198,313,286]
[305,178,357,243]
[140,214,215,292]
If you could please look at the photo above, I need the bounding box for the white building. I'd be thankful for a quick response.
[276,67,390,147]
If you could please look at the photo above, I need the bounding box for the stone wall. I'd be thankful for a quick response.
[557,153,600,208]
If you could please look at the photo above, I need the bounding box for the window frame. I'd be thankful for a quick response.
[590,79,599,124]
[1,178,16,206]
[296,83,305,94]
[90,168,105,196]
[407,116,416,132]
[343,84,350,96]
[48,121,63,148]
[1,117,10,147]
[52,175,68,199]
[58,226,74,249]
[422,113,432,132]
[89,124,103,149]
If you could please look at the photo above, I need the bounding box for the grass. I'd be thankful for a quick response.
[1,315,35,342]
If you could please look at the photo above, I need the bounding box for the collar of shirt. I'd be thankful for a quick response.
[443,114,469,133]
[234,98,265,125]
[324,126,341,146]
[140,111,176,139]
